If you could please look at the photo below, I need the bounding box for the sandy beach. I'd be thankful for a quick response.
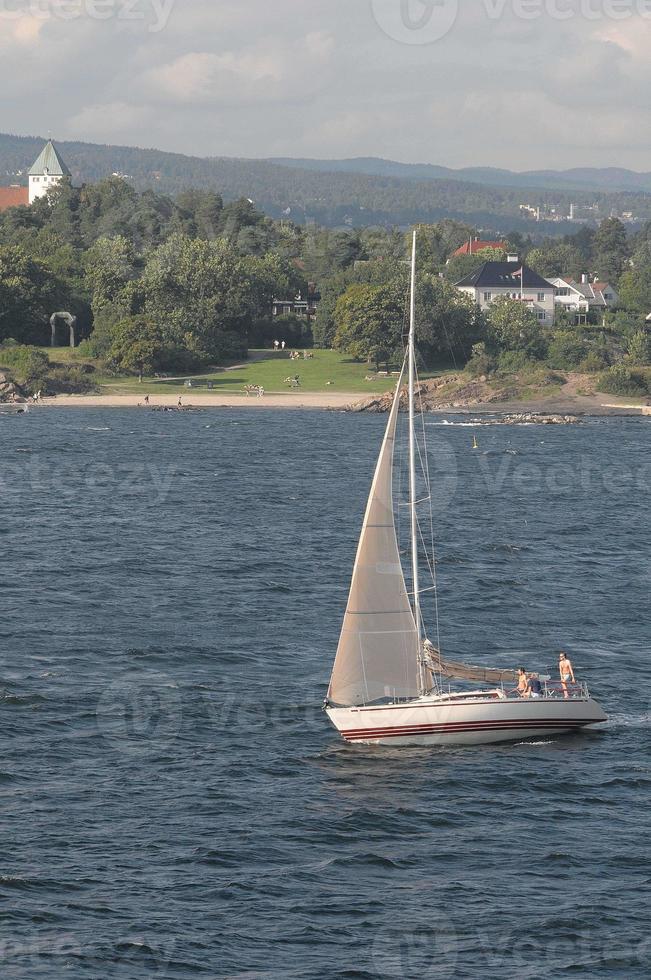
[29,389,651,415]
[37,391,358,410]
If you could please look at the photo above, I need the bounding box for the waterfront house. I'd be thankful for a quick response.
[455,257,556,325]
[548,275,619,323]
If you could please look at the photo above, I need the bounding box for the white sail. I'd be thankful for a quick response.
[327,360,421,707]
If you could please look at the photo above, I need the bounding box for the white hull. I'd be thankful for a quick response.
[326,692,608,747]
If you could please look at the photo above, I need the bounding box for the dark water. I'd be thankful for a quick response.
[1,407,649,979]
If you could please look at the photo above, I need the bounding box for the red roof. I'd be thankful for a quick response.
[453,239,507,257]
[0,186,29,212]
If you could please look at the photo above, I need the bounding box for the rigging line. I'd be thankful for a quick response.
[438,305,460,372]
[414,357,443,661]
[394,350,409,559]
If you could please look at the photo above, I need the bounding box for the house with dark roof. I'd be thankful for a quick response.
[455,259,556,325]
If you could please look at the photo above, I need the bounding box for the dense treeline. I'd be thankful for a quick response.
[3,132,651,229]
[0,179,650,395]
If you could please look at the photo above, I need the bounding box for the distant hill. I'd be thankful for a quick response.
[2,132,651,232]
[270,156,651,194]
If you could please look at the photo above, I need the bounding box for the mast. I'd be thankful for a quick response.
[408,230,425,694]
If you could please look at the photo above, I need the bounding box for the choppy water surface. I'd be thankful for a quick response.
[1,408,649,979]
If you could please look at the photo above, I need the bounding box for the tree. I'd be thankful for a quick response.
[416,274,484,365]
[485,297,545,359]
[593,217,630,284]
[526,243,583,279]
[0,244,68,343]
[546,330,588,370]
[334,282,404,370]
[618,243,651,314]
[0,343,50,384]
[84,235,138,318]
[140,234,281,360]
[627,331,651,366]
[108,316,168,381]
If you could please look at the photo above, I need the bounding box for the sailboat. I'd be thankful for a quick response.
[324,233,607,747]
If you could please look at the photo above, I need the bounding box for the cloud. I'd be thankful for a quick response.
[0,15,46,46]
[67,101,153,139]
[1,0,650,169]
[141,32,335,106]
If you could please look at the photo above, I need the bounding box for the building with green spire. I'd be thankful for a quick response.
[28,140,71,204]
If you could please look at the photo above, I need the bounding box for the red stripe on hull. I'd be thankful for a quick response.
[341,719,591,741]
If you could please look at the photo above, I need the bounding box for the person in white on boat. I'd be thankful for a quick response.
[526,674,543,698]
[559,652,576,699]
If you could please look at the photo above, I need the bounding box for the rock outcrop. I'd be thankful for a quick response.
[0,372,27,403]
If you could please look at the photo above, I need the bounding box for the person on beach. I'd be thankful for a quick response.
[177,396,182,409]
[281,340,286,350]
[559,652,575,699]
[144,395,149,405]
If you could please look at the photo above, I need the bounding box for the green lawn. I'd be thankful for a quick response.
[42,347,446,396]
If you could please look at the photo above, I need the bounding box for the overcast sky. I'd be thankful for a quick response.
[2,0,651,171]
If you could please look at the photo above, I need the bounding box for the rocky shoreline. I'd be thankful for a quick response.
[469,413,581,425]
[345,372,650,419]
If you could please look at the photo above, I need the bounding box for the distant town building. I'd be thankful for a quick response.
[455,258,556,325]
[549,275,619,322]
[0,140,70,212]
[451,238,507,257]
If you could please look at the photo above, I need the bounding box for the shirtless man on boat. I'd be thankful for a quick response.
[559,652,576,699]
[513,667,528,697]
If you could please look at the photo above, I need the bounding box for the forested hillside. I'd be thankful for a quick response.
[3,133,651,231]
[271,157,651,194]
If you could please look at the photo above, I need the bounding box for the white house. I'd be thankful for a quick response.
[28,140,71,204]
[455,258,556,326]
[548,275,619,322]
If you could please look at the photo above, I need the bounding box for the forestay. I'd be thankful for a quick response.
[327,361,421,707]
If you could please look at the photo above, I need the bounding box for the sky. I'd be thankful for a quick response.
[2,0,651,171]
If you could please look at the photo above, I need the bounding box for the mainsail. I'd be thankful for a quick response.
[327,360,421,707]
[424,642,520,685]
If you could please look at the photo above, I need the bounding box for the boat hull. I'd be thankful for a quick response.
[326,695,608,747]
